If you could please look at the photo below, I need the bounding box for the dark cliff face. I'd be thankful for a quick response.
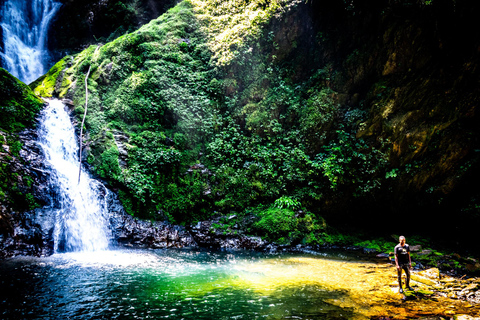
[299,1,480,239]
[230,0,480,241]
[48,0,179,58]
[0,129,55,258]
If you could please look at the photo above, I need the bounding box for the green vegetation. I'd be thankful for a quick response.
[0,69,44,216]
[0,68,44,132]
[24,0,480,258]
[31,59,69,98]
[250,203,325,245]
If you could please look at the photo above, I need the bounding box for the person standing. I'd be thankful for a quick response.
[395,235,413,293]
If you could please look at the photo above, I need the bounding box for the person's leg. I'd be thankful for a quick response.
[404,265,412,290]
[397,267,403,292]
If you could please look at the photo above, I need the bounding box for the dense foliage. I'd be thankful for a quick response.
[31,0,480,250]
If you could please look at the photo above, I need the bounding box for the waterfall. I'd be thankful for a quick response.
[0,0,61,84]
[37,99,111,252]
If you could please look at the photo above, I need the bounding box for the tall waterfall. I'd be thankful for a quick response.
[0,0,61,84]
[37,99,111,252]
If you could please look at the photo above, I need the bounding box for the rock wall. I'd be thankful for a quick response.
[4,0,480,256]
[294,1,480,239]
[0,129,52,258]
[36,0,480,245]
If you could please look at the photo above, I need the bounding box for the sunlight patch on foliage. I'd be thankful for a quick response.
[191,0,294,65]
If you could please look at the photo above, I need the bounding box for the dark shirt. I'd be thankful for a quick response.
[395,244,410,265]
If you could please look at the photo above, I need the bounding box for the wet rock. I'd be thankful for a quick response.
[411,273,438,287]
[418,249,432,256]
[0,210,53,258]
[106,191,196,248]
[363,247,378,254]
[112,131,129,168]
[0,127,57,258]
[410,245,422,252]
[415,262,425,270]
[466,262,480,273]
[345,246,363,252]
[110,213,196,249]
[454,315,479,320]
[440,277,457,284]
[465,283,479,291]
[188,217,267,250]
[419,268,440,280]
[447,292,458,299]
[62,99,74,107]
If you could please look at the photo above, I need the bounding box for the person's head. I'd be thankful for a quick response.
[399,236,406,245]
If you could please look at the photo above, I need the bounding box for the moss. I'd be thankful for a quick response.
[31,58,69,98]
[0,134,41,217]
[0,68,44,133]
[355,239,397,254]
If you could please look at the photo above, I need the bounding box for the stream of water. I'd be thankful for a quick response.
[0,0,61,83]
[36,99,111,252]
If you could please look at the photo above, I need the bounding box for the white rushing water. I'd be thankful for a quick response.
[0,0,61,84]
[37,99,111,252]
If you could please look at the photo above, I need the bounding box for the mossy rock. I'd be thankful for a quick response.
[0,68,44,132]
[403,288,434,300]
[31,58,70,98]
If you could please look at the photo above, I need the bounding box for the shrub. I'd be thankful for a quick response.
[253,207,296,243]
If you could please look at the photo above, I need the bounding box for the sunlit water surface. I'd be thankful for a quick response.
[1,249,478,319]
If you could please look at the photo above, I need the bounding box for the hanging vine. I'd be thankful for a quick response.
[78,45,100,184]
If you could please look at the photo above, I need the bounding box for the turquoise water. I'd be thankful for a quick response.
[0,249,355,319]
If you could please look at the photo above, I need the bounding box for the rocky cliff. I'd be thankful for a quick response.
[34,0,480,245]
[0,68,47,256]
[305,0,480,237]
[2,0,480,256]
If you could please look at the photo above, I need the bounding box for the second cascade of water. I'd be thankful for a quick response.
[0,0,61,84]
[37,99,111,252]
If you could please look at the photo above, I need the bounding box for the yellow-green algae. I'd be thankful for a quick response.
[147,256,480,319]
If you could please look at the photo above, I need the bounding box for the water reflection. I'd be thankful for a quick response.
[0,249,478,319]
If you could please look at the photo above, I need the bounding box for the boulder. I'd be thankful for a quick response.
[418,268,440,280]
[410,245,422,252]
[418,249,432,256]
[466,263,480,273]
[189,217,268,250]
[411,273,438,287]
[454,315,479,320]
[110,213,196,248]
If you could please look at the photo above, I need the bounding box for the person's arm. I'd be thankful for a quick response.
[395,249,399,269]
[408,252,412,269]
